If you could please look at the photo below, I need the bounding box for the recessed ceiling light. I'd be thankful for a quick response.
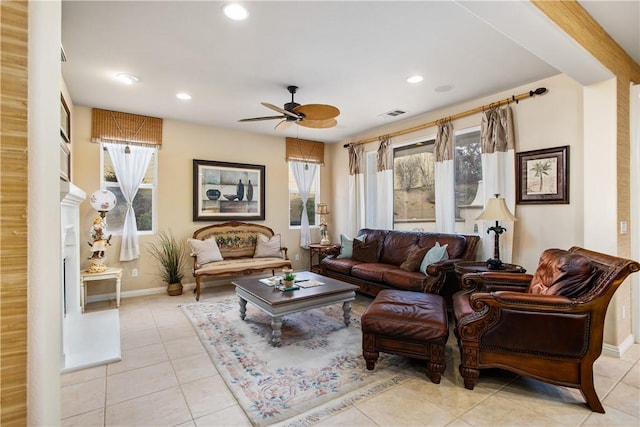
[406,75,424,84]
[176,93,192,101]
[115,73,139,85]
[223,3,248,20]
[434,84,454,92]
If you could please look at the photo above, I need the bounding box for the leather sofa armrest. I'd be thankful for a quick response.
[281,246,289,260]
[425,259,458,276]
[470,291,575,311]
[462,272,533,292]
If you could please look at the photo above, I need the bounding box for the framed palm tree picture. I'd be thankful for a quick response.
[516,146,569,204]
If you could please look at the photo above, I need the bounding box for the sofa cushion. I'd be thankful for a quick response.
[253,234,283,258]
[352,239,379,263]
[337,234,365,259]
[528,248,596,298]
[419,242,449,275]
[399,245,429,272]
[188,238,223,268]
[351,263,395,283]
[381,269,428,292]
[417,233,467,259]
[377,231,420,265]
[321,257,363,275]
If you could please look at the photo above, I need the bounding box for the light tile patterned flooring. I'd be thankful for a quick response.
[61,284,640,426]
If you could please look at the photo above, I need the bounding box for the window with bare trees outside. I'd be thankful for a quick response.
[391,128,482,230]
[393,140,436,226]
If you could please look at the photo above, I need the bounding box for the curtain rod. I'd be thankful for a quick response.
[343,87,547,148]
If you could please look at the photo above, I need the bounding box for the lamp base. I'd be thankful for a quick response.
[320,238,330,246]
[486,258,503,270]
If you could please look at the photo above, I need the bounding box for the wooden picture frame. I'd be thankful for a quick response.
[516,145,569,204]
[60,93,71,142]
[193,159,265,221]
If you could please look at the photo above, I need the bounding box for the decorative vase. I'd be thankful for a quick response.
[236,179,244,201]
[206,189,221,201]
[247,180,253,201]
[167,282,183,296]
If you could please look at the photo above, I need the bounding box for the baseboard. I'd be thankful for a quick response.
[602,334,635,358]
[85,278,237,303]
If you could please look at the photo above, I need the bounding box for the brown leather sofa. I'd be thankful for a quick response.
[453,246,640,413]
[320,228,480,298]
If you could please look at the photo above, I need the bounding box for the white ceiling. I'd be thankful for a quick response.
[61,1,640,144]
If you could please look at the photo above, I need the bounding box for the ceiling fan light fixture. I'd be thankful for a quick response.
[223,3,248,21]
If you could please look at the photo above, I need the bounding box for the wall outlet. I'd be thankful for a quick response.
[294,254,300,261]
[131,268,138,277]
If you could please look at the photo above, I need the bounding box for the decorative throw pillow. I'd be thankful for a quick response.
[419,242,449,275]
[337,234,365,259]
[352,239,379,263]
[400,245,429,272]
[188,238,223,268]
[253,234,283,258]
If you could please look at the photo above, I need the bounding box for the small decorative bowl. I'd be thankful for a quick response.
[223,194,238,201]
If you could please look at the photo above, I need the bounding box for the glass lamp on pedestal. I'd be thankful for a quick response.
[87,189,117,273]
[317,203,330,245]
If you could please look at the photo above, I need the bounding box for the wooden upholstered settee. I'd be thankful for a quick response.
[190,221,292,300]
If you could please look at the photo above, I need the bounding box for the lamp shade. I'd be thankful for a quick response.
[316,203,329,215]
[476,197,517,222]
[89,189,117,212]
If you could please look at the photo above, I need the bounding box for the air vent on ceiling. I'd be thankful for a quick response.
[379,109,406,119]
[60,44,67,62]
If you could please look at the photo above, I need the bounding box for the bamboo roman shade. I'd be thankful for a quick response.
[285,137,324,164]
[91,108,163,147]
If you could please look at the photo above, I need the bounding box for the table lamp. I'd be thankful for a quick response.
[87,189,117,273]
[317,203,330,245]
[476,194,517,270]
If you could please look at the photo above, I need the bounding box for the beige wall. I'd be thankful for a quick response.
[331,73,585,273]
[71,107,331,294]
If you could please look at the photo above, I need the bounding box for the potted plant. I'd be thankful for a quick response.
[282,272,296,288]
[147,230,187,296]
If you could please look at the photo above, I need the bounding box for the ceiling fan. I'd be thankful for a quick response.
[238,85,340,130]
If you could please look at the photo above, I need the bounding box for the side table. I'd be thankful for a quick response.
[79,267,123,313]
[454,261,526,276]
[308,243,340,273]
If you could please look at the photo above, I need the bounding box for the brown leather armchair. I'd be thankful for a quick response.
[452,247,639,413]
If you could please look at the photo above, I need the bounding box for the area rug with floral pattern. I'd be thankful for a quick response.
[182,295,412,426]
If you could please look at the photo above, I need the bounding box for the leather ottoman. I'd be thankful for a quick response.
[361,289,449,383]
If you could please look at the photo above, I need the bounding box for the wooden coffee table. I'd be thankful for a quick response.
[232,271,358,347]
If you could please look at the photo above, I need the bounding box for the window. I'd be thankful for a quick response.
[100,144,157,234]
[389,128,482,231]
[393,139,436,227]
[454,129,482,216]
[288,161,319,227]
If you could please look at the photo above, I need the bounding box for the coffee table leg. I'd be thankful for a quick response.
[238,297,247,320]
[271,317,282,347]
[343,301,352,326]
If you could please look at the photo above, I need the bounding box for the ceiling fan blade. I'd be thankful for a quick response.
[261,102,300,119]
[293,104,340,121]
[238,115,285,122]
[274,120,294,131]
[297,118,338,129]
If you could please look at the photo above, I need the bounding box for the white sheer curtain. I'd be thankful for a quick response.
[348,144,365,236]
[435,120,455,232]
[375,135,393,229]
[291,161,318,248]
[105,143,154,261]
[480,106,516,263]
